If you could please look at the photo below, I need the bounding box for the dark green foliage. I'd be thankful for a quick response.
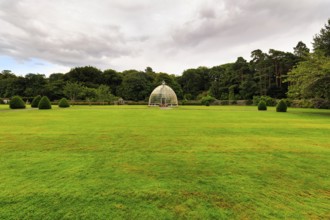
[220,100,229,105]
[38,96,52,109]
[102,69,122,96]
[47,73,65,100]
[311,98,330,109]
[31,95,42,108]
[276,100,287,112]
[287,53,330,101]
[290,99,313,108]
[253,96,277,106]
[22,97,34,104]
[117,70,153,101]
[239,75,258,99]
[281,99,292,107]
[258,101,267,111]
[178,67,211,99]
[313,19,330,56]
[9,96,26,109]
[0,98,4,104]
[201,95,215,106]
[65,66,103,88]
[24,74,47,97]
[58,98,70,108]
[179,100,201,105]
[290,98,330,109]
[230,100,237,105]
[294,41,310,58]
[96,85,114,104]
[55,101,113,105]
[183,94,193,101]
[246,100,253,105]
[63,82,85,102]
[251,49,299,98]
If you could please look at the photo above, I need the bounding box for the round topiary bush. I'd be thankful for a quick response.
[58,98,70,108]
[258,100,267,111]
[31,95,42,108]
[9,96,26,109]
[276,99,287,112]
[38,96,52,109]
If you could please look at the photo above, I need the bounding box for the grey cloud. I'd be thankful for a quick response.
[0,0,138,68]
[199,7,217,19]
[170,0,330,50]
[0,0,329,75]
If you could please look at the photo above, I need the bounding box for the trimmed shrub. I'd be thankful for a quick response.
[58,98,70,108]
[258,101,267,111]
[31,95,42,108]
[9,96,26,109]
[38,96,52,109]
[276,99,287,112]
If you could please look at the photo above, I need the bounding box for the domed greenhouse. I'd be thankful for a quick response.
[148,81,178,107]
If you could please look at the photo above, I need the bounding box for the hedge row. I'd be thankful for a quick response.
[289,99,330,109]
[3,96,329,109]
[51,101,114,105]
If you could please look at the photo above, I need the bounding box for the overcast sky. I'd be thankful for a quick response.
[0,0,329,76]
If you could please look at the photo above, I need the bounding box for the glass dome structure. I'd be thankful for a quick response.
[148,81,178,107]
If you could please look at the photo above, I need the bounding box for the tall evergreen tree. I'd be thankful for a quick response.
[294,41,310,58]
[313,19,330,56]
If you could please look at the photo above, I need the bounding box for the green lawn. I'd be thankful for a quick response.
[0,105,329,219]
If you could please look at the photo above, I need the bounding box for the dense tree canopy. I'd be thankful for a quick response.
[102,69,122,96]
[65,66,103,88]
[287,52,330,100]
[287,19,330,102]
[117,70,153,101]
[0,55,301,102]
[294,41,310,59]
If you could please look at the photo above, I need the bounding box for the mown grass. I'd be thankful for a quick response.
[0,105,329,219]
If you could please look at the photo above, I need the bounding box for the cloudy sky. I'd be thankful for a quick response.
[0,0,329,76]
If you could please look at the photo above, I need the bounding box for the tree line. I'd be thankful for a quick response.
[1,19,329,105]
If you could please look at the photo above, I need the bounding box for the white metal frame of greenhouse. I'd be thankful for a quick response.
[148,81,178,107]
